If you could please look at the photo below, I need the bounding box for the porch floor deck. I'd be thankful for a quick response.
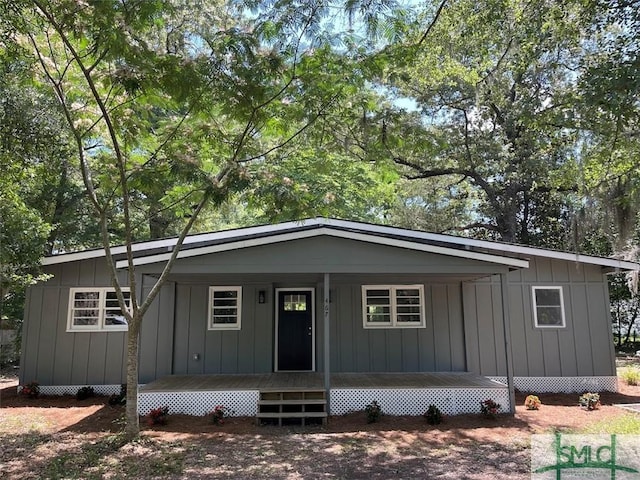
[140,372,506,392]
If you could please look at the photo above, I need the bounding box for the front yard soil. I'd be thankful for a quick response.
[2,373,639,479]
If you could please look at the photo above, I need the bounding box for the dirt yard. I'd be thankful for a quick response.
[1,369,640,479]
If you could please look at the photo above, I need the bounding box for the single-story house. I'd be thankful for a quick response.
[20,218,639,421]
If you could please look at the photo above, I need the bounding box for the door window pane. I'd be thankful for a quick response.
[284,294,307,311]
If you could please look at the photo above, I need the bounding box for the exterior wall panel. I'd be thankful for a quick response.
[21,260,135,386]
[328,282,466,373]
[172,283,275,375]
[508,285,529,376]
[462,283,481,375]
[449,285,466,371]
[587,283,616,375]
[139,279,175,383]
[571,284,595,376]
[464,258,615,378]
[21,287,42,384]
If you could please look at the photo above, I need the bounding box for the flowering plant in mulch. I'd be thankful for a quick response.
[480,399,501,418]
[209,405,229,425]
[148,406,170,425]
[524,395,541,410]
[21,381,40,398]
[579,392,601,411]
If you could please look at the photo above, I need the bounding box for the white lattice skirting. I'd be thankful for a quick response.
[487,376,618,393]
[18,384,122,396]
[137,390,259,416]
[139,388,510,416]
[330,388,510,416]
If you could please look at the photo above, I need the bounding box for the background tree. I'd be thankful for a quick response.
[366,0,587,245]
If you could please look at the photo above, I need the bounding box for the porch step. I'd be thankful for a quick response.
[259,399,327,405]
[256,389,327,426]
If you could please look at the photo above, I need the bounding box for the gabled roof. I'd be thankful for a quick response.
[42,217,639,272]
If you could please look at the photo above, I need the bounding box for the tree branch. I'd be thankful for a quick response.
[417,0,447,46]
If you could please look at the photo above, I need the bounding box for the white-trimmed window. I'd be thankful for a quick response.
[67,288,131,332]
[532,286,566,328]
[208,286,242,330]
[362,285,425,328]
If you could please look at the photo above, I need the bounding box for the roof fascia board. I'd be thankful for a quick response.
[116,227,529,269]
[323,218,639,270]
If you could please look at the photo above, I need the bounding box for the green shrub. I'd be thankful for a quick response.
[424,404,443,425]
[365,400,382,423]
[108,384,126,406]
[620,367,640,386]
[76,386,95,400]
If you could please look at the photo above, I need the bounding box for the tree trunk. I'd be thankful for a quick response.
[124,316,141,439]
[623,299,640,346]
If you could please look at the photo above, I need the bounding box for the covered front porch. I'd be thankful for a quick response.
[138,372,509,418]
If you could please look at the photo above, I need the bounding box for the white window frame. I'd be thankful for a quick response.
[532,286,566,328]
[362,285,426,329]
[208,286,242,330]
[67,288,131,332]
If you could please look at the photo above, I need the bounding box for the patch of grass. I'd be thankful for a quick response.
[0,413,54,434]
[578,413,640,434]
[44,453,74,480]
[119,440,186,477]
[620,366,640,386]
[148,451,185,475]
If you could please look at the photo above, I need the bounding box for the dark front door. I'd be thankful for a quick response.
[277,290,313,371]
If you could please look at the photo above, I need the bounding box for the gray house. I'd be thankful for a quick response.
[20,218,638,421]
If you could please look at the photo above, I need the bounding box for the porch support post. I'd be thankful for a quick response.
[323,273,331,414]
[500,273,516,414]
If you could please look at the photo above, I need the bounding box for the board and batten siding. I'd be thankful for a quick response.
[168,277,467,376]
[171,283,274,376]
[463,257,616,378]
[328,282,466,373]
[20,259,127,386]
[20,260,175,386]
